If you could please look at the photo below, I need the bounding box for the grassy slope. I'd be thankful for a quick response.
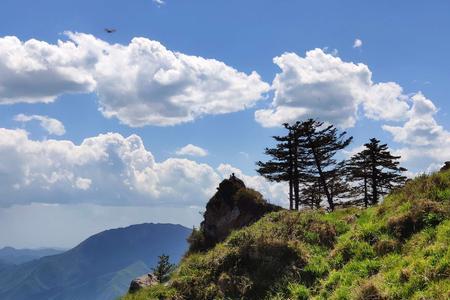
[123,169,450,300]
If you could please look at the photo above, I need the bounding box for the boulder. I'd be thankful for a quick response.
[128,273,157,293]
[441,161,450,172]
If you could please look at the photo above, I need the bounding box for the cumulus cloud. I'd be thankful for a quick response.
[0,128,219,206]
[176,144,208,157]
[353,38,363,48]
[0,36,96,104]
[382,93,449,146]
[75,177,92,190]
[153,0,165,5]
[382,92,450,171]
[0,33,270,126]
[255,49,410,128]
[14,114,66,135]
[0,128,286,208]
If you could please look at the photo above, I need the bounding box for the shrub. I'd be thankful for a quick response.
[287,283,310,300]
[121,284,179,300]
[187,227,208,253]
[308,219,337,247]
[331,238,375,267]
[356,281,385,300]
[374,238,399,256]
[387,199,447,239]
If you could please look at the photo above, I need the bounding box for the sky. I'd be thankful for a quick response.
[0,0,450,248]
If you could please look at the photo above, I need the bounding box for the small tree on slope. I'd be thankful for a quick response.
[152,254,175,283]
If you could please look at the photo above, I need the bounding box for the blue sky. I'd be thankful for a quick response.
[1,0,449,248]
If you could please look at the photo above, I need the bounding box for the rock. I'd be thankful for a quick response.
[128,273,157,293]
[440,161,450,172]
[198,174,280,249]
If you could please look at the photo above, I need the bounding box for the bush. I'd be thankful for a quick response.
[187,227,207,253]
[356,281,385,300]
[120,284,179,300]
[374,238,399,255]
[287,283,310,300]
[331,238,375,267]
[387,199,447,239]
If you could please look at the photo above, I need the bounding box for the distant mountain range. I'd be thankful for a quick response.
[0,247,64,265]
[0,223,191,300]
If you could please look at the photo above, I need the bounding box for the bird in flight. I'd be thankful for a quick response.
[104,28,116,33]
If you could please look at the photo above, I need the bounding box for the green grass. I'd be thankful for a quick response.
[120,284,178,300]
[121,169,450,300]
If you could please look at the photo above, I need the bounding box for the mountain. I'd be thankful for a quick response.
[0,223,191,300]
[123,168,450,300]
[0,247,64,265]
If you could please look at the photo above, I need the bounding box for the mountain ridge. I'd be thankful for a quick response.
[0,247,64,265]
[0,223,191,300]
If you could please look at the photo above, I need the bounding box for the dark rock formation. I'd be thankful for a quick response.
[189,174,281,251]
[441,161,450,172]
[128,273,158,293]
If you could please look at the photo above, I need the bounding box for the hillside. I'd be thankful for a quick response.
[123,169,450,299]
[0,223,191,300]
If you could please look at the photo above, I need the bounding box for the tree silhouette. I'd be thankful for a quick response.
[347,151,371,207]
[256,122,307,210]
[349,138,407,206]
[298,119,353,211]
[257,119,352,211]
[152,254,175,283]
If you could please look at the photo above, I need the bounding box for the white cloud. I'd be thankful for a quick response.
[176,144,208,157]
[153,0,165,5]
[0,33,270,126]
[0,36,96,104]
[239,151,250,159]
[382,93,449,146]
[0,128,286,208]
[353,38,363,48]
[14,114,66,136]
[75,177,92,190]
[0,128,219,206]
[382,92,450,172]
[255,49,410,128]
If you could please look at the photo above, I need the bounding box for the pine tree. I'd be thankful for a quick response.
[256,122,305,210]
[152,254,175,283]
[299,180,322,209]
[298,119,353,211]
[256,134,294,209]
[347,151,371,207]
[257,119,352,211]
[349,138,407,206]
[327,161,352,207]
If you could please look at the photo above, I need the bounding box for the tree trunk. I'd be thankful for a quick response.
[292,131,300,210]
[310,144,334,210]
[363,175,368,208]
[288,137,294,210]
[289,178,293,210]
[371,155,378,205]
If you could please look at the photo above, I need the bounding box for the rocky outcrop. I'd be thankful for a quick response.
[441,161,450,172]
[128,273,157,293]
[193,174,281,250]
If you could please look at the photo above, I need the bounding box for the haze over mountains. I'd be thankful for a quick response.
[0,223,190,300]
[0,247,64,265]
